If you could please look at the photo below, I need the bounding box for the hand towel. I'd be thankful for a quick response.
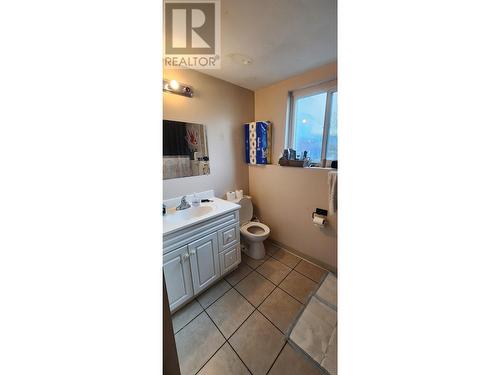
[328,171,337,214]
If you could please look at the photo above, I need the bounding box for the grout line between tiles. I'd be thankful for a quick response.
[172,307,205,337]
[286,338,331,375]
[223,305,286,375]
[234,269,305,317]
[246,263,306,306]
[231,284,285,337]
[231,277,307,366]
[293,267,327,284]
[173,282,234,336]
[203,285,260,374]
[276,283,305,306]
[198,282,234,310]
[265,339,287,375]
[254,260,293,286]
[268,248,325,284]
[224,340,254,375]
[219,277,293,372]
[196,305,254,375]
[192,338,225,375]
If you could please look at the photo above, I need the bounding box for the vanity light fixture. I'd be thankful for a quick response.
[169,79,180,90]
[163,79,194,98]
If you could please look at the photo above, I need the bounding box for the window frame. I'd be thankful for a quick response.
[286,80,337,165]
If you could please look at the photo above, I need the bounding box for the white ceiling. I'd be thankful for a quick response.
[197,0,337,91]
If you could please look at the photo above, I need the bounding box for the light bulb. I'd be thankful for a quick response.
[169,80,180,90]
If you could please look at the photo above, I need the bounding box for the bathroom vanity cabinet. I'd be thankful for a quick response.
[163,209,241,312]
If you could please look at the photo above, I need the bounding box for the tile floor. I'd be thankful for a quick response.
[171,242,331,375]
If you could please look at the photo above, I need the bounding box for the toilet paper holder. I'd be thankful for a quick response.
[312,208,328,228]
[312,208,328,218]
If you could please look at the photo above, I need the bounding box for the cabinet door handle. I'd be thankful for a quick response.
[189,250,196,256]
[181,253,190,262]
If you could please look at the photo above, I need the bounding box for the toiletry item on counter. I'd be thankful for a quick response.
[244,121,272,165]
[280,148,296,161]
[191,193,201,207]
[201,199,213,203]
[278,148,311,167]
[303,151,312,167]
[198,161,210,175]
[227,190,244,201]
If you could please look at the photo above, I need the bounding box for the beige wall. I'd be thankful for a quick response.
[163,69,254,200]
[250,165,336,269]
[250,62,337,270]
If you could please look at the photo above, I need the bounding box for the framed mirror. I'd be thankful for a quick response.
[163,120,210,180]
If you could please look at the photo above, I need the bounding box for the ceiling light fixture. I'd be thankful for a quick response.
[163,79,193,98]
[230,53,254,66]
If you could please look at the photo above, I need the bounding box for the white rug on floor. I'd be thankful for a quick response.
[316,273,337,308]
[289,272,337,374]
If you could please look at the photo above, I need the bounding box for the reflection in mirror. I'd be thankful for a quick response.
[163,120,210,180]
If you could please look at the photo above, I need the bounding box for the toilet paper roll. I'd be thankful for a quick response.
[313,216,326,226]
[226,191,236,201]
[236,190,243,199]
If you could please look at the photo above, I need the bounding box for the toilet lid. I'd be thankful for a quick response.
[238,196,253,223]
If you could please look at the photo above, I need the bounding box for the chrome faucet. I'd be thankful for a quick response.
[176,196,191,211]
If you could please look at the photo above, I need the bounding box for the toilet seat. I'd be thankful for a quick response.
[240,222,270,240]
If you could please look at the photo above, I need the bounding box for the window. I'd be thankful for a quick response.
[287,82,337,164]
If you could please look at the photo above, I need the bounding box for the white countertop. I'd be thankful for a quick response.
[163,194,240,235]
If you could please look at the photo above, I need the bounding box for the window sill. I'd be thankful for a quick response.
[247,163,336,171]
[306,166,337,171]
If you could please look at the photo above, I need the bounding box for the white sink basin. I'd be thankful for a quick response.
[163,193,241,235]
[165,205,214,224]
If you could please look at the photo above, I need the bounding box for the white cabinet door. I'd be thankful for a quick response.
[163,245,193,311]
[188,233,221,294]
[219,244,241,276]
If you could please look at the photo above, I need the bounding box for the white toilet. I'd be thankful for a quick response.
[235,196,270,260]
